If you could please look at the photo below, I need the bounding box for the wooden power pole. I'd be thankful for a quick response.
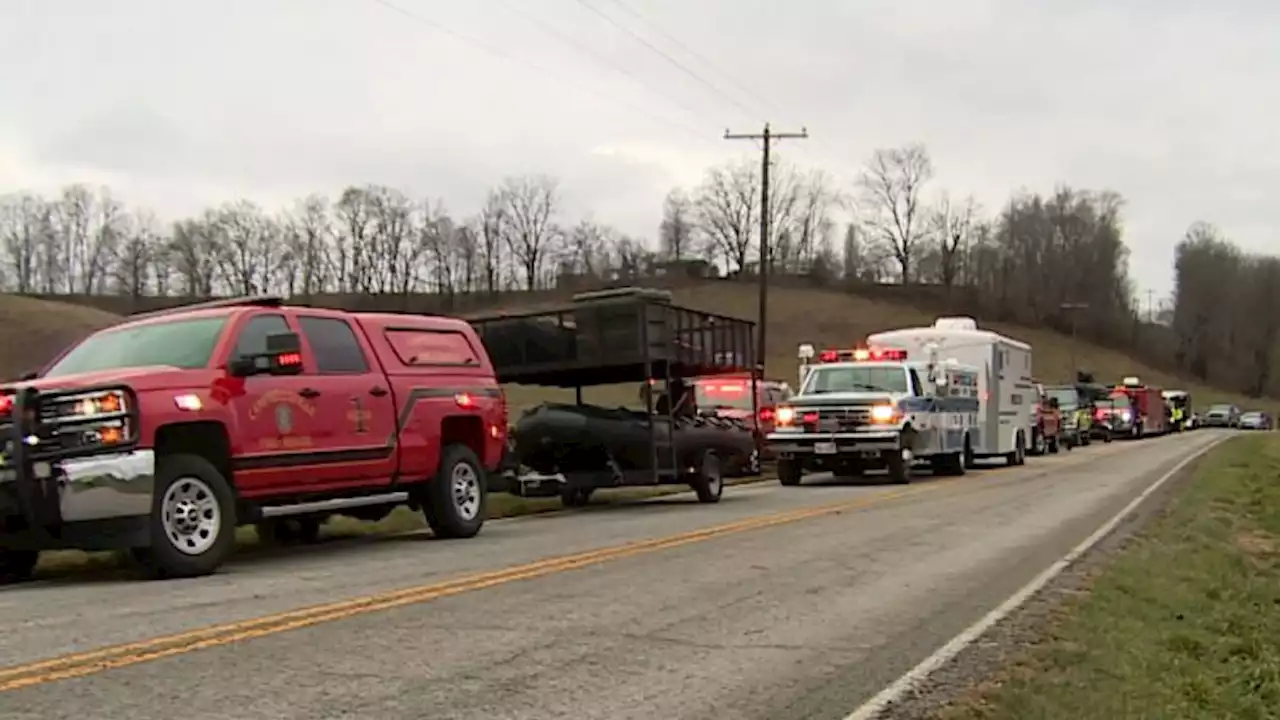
[723,123,808,379]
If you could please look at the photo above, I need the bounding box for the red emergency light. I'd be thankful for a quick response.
[817,347,908,363]
[0,394,11,415]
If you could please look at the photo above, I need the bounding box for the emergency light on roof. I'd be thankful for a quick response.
[1122,376,1141,387]
[817,347,908,363]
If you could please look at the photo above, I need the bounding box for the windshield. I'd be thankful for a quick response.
[804,366,909,395]
[1209,404,1233,413]
[1045,387,1078,408]
[43,316,229,378]
[694,380,754,410]
[1242,412,1262,420]
[1105,393,1131,408]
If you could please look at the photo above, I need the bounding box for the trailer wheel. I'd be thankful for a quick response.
[0,550,38,584]
[1030,429,1046,456]
[963,435,975,470]
[690,450,723,503]
[777,458,802,486]
[559,487,594,507]
[137,454,237,580]
[422,443,486,539]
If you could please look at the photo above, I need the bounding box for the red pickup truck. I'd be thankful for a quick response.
[0,296,507,582]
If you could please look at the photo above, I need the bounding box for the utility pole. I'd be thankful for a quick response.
[1146,289,1155,323]
[1061,302,1089,378]
[723,123,808,378]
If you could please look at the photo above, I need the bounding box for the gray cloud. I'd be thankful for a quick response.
[3,0,1277,298]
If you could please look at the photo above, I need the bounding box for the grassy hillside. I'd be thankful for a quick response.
[0,295,123,380]
[503,282,1277,416]
[4,285,1273,416]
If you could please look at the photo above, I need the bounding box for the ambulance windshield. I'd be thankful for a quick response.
[804,366,909,395]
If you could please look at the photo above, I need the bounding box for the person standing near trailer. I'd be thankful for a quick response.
[868,316,1035,466]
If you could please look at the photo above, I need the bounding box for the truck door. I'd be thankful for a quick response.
[293,314,399,490]
[226,311,324,497]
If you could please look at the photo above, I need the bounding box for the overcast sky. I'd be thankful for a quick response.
[3,0,1277,299]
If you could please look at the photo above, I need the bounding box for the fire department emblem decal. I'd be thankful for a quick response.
[275,403,293,434]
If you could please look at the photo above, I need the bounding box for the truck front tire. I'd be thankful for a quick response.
[137,453,237,580]
[423,444,487,539]
[886,450,909,484]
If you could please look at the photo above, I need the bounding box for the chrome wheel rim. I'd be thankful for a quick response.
[451,463,481,520]
[161,476,221,556]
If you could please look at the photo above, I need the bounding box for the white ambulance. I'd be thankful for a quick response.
[868,316,1034,465]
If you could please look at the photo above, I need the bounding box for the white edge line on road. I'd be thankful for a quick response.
[843,433,1230,720]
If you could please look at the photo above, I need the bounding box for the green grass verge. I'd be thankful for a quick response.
[942,434,1280,720]
[32,475,773,577]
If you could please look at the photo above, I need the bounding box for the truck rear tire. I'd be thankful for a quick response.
[0,550,38,584]
[777,458,802,486]
[690,450,724,504]
[137,454,237,580]
[423,444,487,539]
[1005,433,1026,466]
[1048,436,1060,454]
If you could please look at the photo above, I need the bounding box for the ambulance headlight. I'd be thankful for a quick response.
[776,407,796,425]
[870,404,898,423]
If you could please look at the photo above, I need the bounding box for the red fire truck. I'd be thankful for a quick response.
[1112,376,1168,438]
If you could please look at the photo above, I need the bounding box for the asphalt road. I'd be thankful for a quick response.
[0,430,1226,720]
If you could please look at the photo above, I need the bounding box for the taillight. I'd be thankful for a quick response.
[0,394,11,415]
[802,411,819,424]
[759,407,775,423]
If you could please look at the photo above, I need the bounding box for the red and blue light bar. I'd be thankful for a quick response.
[817,347,908,363]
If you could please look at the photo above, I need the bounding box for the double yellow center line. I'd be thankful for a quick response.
[0,484,937,692]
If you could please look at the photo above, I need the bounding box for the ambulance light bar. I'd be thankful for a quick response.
[817,347,908,363]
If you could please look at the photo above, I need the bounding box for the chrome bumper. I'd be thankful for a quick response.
[1,449,155,523]
[765,430,902,454]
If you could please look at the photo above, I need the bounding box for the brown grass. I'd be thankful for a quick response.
[5,284,1272,415]
[503,282,1278,415]
[0,294,123,380]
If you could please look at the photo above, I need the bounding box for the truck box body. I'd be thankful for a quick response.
[868,317,1033,458]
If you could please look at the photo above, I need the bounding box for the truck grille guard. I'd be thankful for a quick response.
[1,385,140,537]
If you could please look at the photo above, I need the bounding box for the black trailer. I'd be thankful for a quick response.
[469,287,758,507]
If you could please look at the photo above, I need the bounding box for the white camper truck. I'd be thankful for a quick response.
[868,317,1035,465]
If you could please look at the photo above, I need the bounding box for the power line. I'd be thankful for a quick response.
[600,0,790,123]
[365,0,716,144]
[572,0,760,123]
[490,0,716,129]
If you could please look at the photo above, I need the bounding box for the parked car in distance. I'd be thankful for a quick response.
[1239,411,1273,430]
[1202,403,1241,428]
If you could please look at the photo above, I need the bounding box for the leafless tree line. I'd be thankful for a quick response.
[0,175,657,300]
[1172,223,1280,397]
[3,144,1275,396]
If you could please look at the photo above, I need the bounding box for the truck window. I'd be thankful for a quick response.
[384,328,479,366]
[43,316,228,378]
[694,379,752,410]
[298,316,370,374]
[232,314,291,360]
[804,366,909,395]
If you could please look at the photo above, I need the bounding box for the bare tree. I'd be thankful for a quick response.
[658,189,698,261]
[930,192,979,289]
[857,144,933,283]
[693,159,758,272]
[496,174,561,290]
